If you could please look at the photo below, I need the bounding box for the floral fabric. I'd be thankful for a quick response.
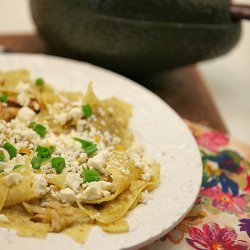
[143,122,250,250]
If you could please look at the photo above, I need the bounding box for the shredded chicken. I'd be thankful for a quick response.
[22,202,87,232]
[0,104,19,121]
[7,98,21,108]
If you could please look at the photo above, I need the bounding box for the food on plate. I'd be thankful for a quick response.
[0,70,160,243]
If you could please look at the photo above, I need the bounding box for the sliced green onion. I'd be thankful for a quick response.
[85,144,98,157]
[74,138,93,149]
[36,145,54,160]
[29,122,46,138]
[0,169,4,173]
[0,94,8,103]
[82,168,100,182]
[31,156,42,169]
[0,152,4,161]
[34,124,46,138]
[51,157,66,174]
[73,138,97,156]
[3,142,17,159]
[13,164,23,170]
[28,121,37,129]
[35,78,45,87]
[82,104,92,118]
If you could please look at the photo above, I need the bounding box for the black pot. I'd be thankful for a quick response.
[30,0,241,76]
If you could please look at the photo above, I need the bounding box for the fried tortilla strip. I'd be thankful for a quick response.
[97,218,129,233]
[78,162,160,224]
[64,224,92,243]
[83,83,132,147]
[0,70,30,87]
[147,163,161,191]
[128,193,142,211]
[4,167,37,207]
[16,221,49,239]
[130,162,160,210]
[79,151,143,204]
[0,178,9,212]
[46,174,66,190]
[62,91,83,102]
[79,180,149,224]
[83,82,99,105]
[4,178,37,207]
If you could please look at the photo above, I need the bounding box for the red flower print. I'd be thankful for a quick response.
[244,175,250,192]
[186,223,249,250]
[201,186,247,215]
[197,131,229,153]
[195,196,202,205]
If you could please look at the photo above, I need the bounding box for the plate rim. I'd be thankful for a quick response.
[0,53,203,250]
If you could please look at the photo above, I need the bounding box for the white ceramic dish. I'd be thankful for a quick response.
[0,54,202,250]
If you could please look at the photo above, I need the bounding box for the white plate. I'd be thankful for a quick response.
[0,54,202,250]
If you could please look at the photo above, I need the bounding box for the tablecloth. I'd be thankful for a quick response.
[143,121,250,250]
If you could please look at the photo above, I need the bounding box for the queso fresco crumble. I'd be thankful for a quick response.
[0,75,155,204]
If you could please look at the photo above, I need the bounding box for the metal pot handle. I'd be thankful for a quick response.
[230,4,250,20]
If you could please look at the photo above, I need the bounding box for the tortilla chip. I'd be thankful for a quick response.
[64,224,92,243]
[0,178,9,212]
[80,180,149,224]
[98,218,129,233]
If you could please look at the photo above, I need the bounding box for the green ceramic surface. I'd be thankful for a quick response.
[30,0,241,75]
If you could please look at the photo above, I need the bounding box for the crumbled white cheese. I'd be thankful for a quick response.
[94,181,114,191]
[80,186,102,201]
[40,133,85,174]
[0,214,9,223]
[17,92,30,106]
[118,166,130,175]
[69,107,82,119]
[54,113,69,124]
[0,81,158,206]
[141,166,152,181]
[77,181,113,201]
[3,154,26,173]
[32,174,48,196]
[129,153,143,167]
[103,190,111,197]
[78,152,87,163]
[33,101,40,111]
[0,119,40,153]
[4,173,23,186]
[140,190,149,204]
[88,150,108,173]
[17,107,36,122]
[76,119,87,132]
[88,126,99,138]
[97,142,106,151]
[65,173,82,191]
[56,188,75,204]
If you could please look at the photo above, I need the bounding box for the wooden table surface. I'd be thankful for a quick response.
[0,34,227,133]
